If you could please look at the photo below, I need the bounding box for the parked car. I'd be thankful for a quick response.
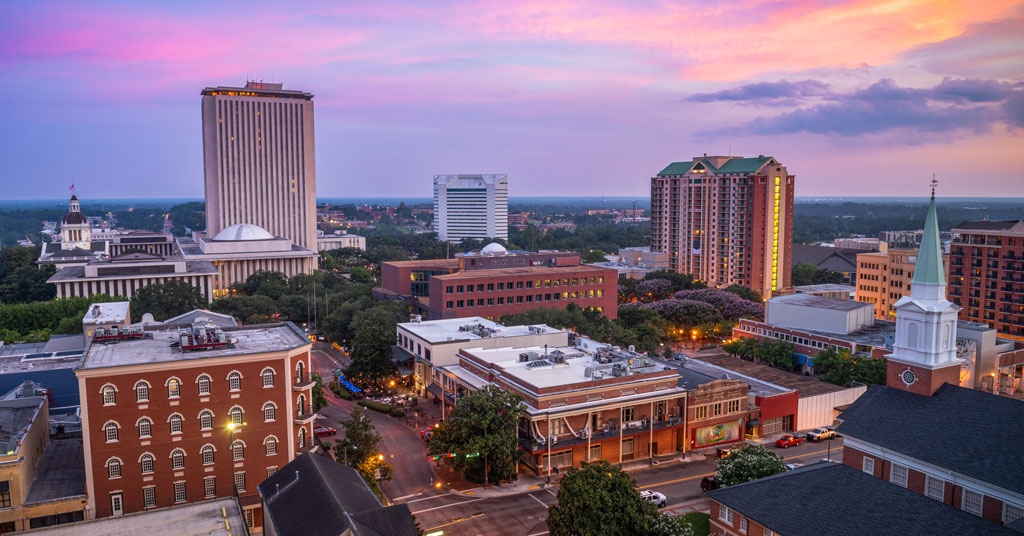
[775,435,803,448]
[640,490,668,508]
[314,426,337,437]
[715,442,750,459]
[700,476,719,492]
[806,428,837,442]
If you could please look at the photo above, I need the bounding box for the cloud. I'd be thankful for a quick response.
[687,79,831,105]
[699,78,1023,138]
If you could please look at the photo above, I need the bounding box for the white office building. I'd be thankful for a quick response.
[433,175,508,242]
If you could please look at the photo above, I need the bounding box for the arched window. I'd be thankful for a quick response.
[166,377,181,398]
[232,440,245,461]
[198,410,213,431]
[227,371,242,391]
[295,361,305,384]
[261,368,275,388]
[229,406,243,426]
[197,374,211,395]
[168,414,183,434]
[140,453,154,474]
[137,417,152,438]
[134,381,150,402]
[299,427,307,449]
[908,322,919,347]
[265,436,278,456]
[263,402,276,422]
[104,421,119,442]
[101,385,116,405]
[297,395,306,416]
[170,448,185,470]
[201,445,215,465]
[106,458,122,479]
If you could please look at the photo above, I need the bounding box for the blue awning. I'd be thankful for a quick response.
[794,353,813,367]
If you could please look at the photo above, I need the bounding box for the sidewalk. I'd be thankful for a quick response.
[664,498,710,517]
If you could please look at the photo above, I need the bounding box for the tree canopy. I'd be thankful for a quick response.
[129,280,206,321]
[812,347,887,387]
[715,444,787,487]
[546,460,657,536]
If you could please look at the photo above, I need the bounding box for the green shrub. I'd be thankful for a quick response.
[357,399,398,416]
[390,407,405,418]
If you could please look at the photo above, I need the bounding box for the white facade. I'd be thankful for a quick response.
[765,293,875,335]
[433,175,508,242]
[201,82,318,250]
[795,384,867,430]
[316,230,366,252]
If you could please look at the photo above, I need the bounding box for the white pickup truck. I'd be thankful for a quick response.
[806,428,837,442]
[640,490,668,508]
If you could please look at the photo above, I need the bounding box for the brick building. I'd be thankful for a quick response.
[373,245,618,320]
[948,220,1024,340]
[650,155,794,298]
[855,246,950,320]
[76,320,315,532]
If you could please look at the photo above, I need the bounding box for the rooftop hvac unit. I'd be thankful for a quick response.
[549,435,558,445]
[578,429,589,439]
[519,351,540,363]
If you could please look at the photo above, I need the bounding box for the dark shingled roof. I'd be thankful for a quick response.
[790,244,866,273]
[260,453,418,536]
[836,383,1024,496]
[707,462,1017,536]
[953,220,1024,231]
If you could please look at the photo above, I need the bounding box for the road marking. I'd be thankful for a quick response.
[637,448,834,490]
[527,485,539,490]
[526,532,550,536]
[528,493,549,508]
[422,513,487,532]
[392,492,422,501]
[411,497,487,514]
[403,492,462,505]
[545,489,557,498]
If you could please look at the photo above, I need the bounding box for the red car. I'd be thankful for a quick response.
[314,426,337,437]
[420,428,433,440]
[775,435,803,448]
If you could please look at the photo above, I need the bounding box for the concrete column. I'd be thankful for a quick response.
[649,401,655,465]
[586,410,592,461]
[618,407,624,466]
[546,414,552,477]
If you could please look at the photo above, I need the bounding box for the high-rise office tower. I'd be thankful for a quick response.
[650,155,793,297]
[433,175,508,242]
[201,82,317,250]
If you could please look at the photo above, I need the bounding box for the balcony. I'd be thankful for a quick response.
[295,411,317,424]
[293,374,315,391]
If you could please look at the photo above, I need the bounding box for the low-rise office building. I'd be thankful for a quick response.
[47,253,217,301]
[316,230,366,252]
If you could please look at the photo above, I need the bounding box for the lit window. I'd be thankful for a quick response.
[202,445,215,465]
[102,385,116,405]
[107,459,122,479]
[140,454,154,474]
[167,378,180,398]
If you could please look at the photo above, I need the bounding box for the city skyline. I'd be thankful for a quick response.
[2,1,1023,199]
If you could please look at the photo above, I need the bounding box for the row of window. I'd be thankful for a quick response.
[106,439,279,479]
[718,505,773,536]
[444,276,606,295]
[445,290,604,310]
[100,363,307,406]
[103,396,308,442]
[129,469,270,509]
[693,399,743,420]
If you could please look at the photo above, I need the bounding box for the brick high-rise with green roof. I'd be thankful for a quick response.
[650,155,794,298]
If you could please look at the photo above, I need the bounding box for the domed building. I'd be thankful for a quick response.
[38,194,110,266]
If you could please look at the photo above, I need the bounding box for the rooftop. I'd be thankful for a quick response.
[28,497,246,535]
[157,309,239,328]
[398,317,562,344]
[952,219,1024,232]
[380,258,460,269]
[0,343,84,373]
[836,383,1024,496]
[794,284,856,294]
[82,301,130,324]
[202,82,313,100]
[24,438,86,504]
[680,358,790,398]
[688,354,848,397]
[79,322,309,371]
[707,462,1016,536]
[769,293,873,312]
[433,264,611,280]
[46,260,218,282]
[0,397,45,455]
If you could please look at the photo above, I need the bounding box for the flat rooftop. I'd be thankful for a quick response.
[800,319,896,348]
[681,358,791,398]
[24,438,86,504]
[689,354,847,397]
[381,258,460,269]
[794,283,856,294]
[47,260,218,282]
[434,264,611,280]
[80,322,309,370]
[82,301,130,324]
[0,397,45,454]
[398,317,562,344]
[28,497,245,535]
[769,293,873,311]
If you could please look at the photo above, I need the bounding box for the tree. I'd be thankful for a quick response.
[651,514,696,536]
[236,270,289,299]
[580,250,608,263]
[814,347,887,387]
[723,337,760,361]
[635,279,673,303]
[792,263,819,287]
[546,460,657,536]
[348,266,373,284]
[643,270,706,292]
[715,444,787,487]
[723,284,762,303]
[335,408,381,468]
[311,372,328,412]
[662,344,675,360]
[0,264,56,304]
[428,385,525,484]
[641,299,722,326]
[346,303,405,384]
[129,280,205,321]
[673,288,763,321]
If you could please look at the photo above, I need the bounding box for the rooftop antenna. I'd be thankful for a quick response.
[930,174,937,200]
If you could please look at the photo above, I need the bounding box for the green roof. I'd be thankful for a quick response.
[912,195,946,287]
[656,155,774,176]
[657,161,693,176]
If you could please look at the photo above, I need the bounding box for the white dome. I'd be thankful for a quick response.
[480,242,507,255]
[213,223,275,241]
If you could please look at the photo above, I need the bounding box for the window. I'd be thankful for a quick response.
[140,453,154,474]
[173,482,186,503]
[102,385,116,405]
[297,395,306,416]
[135,381,150,402]
[265,436,278,455]
[228,371,241,391]
[765,530,775,536]
[299,427,307,448]
[622,407,635,421]
[543,450,573,469]
[262,368,275,387]
[233,472,246,493]
[925,475,945,501]
[862,457,874,475]
[229,407,243,425]
[695,406,708,419]
[169,414,183,434]
[728,399,741,413]
[245,509,254,528]
[104,422,119,442]
[167,378,180,398]
[202,445,215,465]
[199,410,213,431]
[890,464,908,487]
[0,481,10,508]
[622,438,634,455]
[719,505,734,524]
[143,487,156,508]
[263,402,276,422]
[136,417,152,438]
[712,403,723,416]
[267,467,277,479]
[740,517,747,533]
[197,375,211,395]
[171,449,185,470]
[232,440,245,461]
[1005,504,1024,524]
[588,444,601,461]
[107,458,122,479]
[962,489,983,516]
[204,477,216,498]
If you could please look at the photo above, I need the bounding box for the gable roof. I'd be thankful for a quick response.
[836,383,1024,496]
[790,244,864,272]
[707,462,1016,535]
[658,156,777,177]
[657,161,693,176]
[260,453,418,536]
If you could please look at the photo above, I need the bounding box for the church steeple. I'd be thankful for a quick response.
[910,177,946,300]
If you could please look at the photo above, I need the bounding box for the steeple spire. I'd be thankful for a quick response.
[911,177,945,291]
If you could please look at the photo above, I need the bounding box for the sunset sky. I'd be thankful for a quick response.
[2,0,1022,199]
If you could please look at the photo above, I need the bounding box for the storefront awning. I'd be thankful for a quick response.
[794,353,813,367]
[392,345,416,363]
[426,383,443,399]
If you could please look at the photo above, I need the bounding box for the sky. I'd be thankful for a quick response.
[1,0,1023,199]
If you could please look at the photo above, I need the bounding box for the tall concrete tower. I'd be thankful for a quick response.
[201,82,317,249]
[433,174,509,242]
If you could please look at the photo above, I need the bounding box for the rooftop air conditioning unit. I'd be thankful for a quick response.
[549,435,558,445]
[578,429,589,439]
